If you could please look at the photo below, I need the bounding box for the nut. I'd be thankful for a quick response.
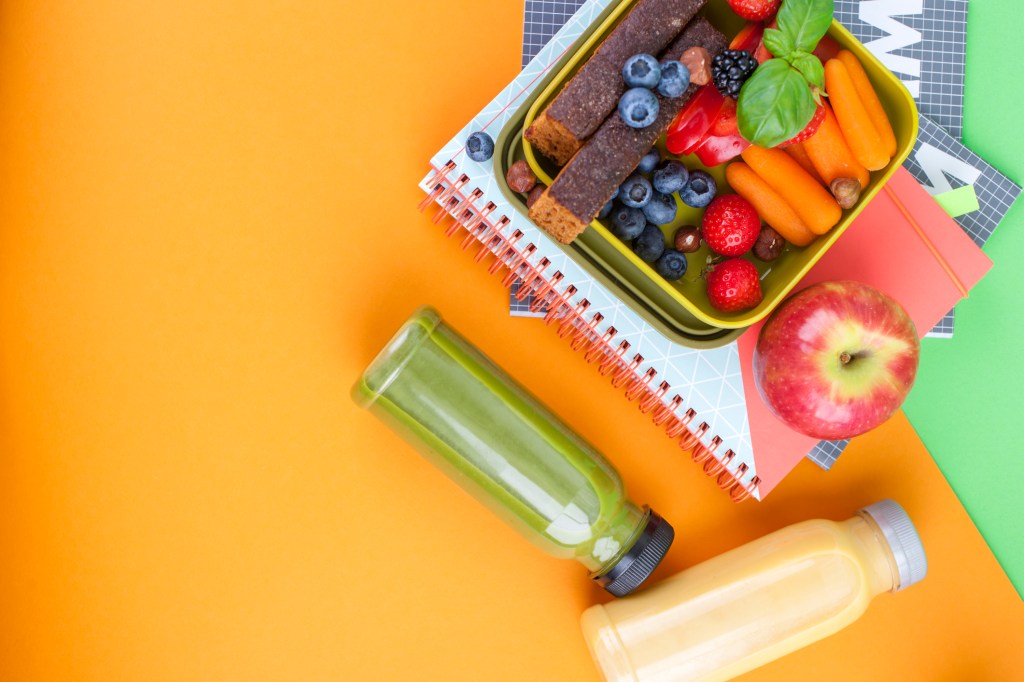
[506,160,538,194]
[752,225,785,262]
[680,47,712,87]
[526,182,547,209]
[830,177,862,209]
[673,225,702,253]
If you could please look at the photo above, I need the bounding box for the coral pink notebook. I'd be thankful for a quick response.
[740,168,993,495]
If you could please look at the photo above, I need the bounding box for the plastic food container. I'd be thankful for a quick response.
[499,0,918,330]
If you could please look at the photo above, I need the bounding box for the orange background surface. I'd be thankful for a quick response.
[1,1,1022,680]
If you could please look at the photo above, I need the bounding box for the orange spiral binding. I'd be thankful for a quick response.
[420,164,760,503]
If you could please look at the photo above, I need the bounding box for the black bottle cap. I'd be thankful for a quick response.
[594,509,674,597]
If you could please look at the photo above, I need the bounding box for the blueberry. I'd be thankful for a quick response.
[609,203,646,240]
[642,191,678,225]
[657,60,690,98]
[617,174,653,208]
[655,249,688,281]
[652,160,689,194]
[632,223,666,263]
[598,199,614,219]
[679,170,717,208]
[637,148,661,174]
[466,132,494,162]
[618,88,660,129]
[622,54,661,89]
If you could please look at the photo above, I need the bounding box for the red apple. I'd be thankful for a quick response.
[753,281,920,440]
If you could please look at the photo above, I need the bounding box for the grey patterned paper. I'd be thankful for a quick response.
[834,0,967,140]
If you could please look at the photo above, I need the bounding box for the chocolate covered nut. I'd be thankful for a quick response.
[506,160,538,193]
[680,47,712,86]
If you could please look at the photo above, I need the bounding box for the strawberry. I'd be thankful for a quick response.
[727,0,781,22]
[778,103,827,147]
[701,195,761,256]
[706,258,763,312]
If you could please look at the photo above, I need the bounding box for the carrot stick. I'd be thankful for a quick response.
[740,145,841,235]
[782,142,824,185]
[836,50,897,157]
[725,163,817,246]
[825,59,889,171]
[802,102,871,190]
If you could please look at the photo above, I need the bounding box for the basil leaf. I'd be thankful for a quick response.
[763,28,795,60]
[776,0,834,54]
[790,51,825,90]
[737,60,817,148]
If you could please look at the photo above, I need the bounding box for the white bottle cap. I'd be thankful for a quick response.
[860,499,928,591]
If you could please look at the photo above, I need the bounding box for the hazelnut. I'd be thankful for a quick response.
[752,225,785,262]
[526,182,547,209]
[673,225,702,253]
[830,177,862,209]
[506,160,538,194]
[680,47,712,87]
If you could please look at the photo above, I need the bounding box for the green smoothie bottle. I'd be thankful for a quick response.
[352,306,674,596]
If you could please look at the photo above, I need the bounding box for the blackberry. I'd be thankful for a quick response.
[712,50,757,99]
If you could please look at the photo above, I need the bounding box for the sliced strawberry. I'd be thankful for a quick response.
[777,104,826,147]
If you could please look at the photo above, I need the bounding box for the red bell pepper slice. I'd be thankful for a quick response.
[666,85,727,156]
[692,98,750,167]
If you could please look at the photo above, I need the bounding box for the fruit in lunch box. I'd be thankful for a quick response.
[642,191,678,226]
[673,225,702,253]
[778,104,826,147]
[637,148,662,174]
[701,195,760,257]
[599,199,615,219]
[657,60,690,98]
[679,170,717,208]
[712,49,758,98]
[618,174,653,208]
[622,54,662,89]
[632,223,666,263]
[610,204,647,240]
[666,84,725,156]
[727,0,781,22]
[618,87,660,129]
[652,160,689,194]
[705,258,763,312]
[753,281,920,440]
[466,132,494,162]
[752,225,785,261]
[680,47,712,87]
[655,249,688,281]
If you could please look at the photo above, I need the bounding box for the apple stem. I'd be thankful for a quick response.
[840,352,852,365]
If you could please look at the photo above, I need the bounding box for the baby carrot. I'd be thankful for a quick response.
[825,59,889,171]
[782,142,824,185]
[726,162,817,246]
[802,102,871,190]
[836,50,897,158]
[740,145,841,235]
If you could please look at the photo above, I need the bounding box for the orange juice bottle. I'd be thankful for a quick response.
[580,500,927,681]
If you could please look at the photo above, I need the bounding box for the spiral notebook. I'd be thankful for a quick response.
[419,0,991,500]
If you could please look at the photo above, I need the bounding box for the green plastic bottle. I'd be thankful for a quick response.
[352,306,674,596]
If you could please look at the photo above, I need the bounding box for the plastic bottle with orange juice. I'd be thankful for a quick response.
[581,500,927,681]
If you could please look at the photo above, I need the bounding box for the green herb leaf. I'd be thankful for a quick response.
[776,0,835,54]
[763,28,795,60]
[790,51,825,90]
[737,59,817,148]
